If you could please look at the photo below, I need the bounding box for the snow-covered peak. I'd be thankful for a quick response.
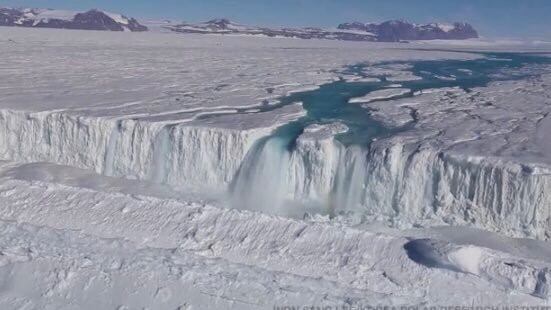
[435,23,455,32]
[0,7,147,32]
[103,11,130,25]
[203,18,254,32]
[206,18,232,26]
[19,8,77,26]
[31,9,76,21]
[337,20,478,41]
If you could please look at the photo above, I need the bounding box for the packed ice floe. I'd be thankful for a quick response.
[1,27,551,308]
[348,88,411,103]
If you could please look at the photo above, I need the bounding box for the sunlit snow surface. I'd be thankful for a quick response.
[2,27,551,308]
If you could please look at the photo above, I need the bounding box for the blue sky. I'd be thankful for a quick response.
[3,0,551,39]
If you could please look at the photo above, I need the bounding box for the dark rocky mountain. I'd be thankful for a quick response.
[0,8,477,41]
[167,18,478,42]
[0,8,147,32]
[338,20,478,41]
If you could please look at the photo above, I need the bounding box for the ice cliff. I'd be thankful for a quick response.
[0,29,550,241]
[1,102,550,239]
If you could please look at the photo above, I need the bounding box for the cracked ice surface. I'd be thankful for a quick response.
[0,28,475,117]
[0,27,477,192]
[360,76,551,239]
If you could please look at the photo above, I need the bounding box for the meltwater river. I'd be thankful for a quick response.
[230,52,551,217]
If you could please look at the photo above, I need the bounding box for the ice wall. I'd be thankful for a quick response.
[233,127,551,239]
[0,109,550,239]
[0,109,268,193]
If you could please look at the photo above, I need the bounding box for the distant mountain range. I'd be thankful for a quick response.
[338,20,478,41]
[165,18,378,41]
[166,18,479,42]
[0,8,147,31]
[0,7,478,41]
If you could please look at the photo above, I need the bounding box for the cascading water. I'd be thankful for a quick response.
[103,120,121,177]
[229,52,551,218]
[151,125,172,184]
[330,146,369,214]
[230,136,292,214]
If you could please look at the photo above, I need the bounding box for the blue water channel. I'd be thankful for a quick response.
[230,52,551,215]
[274,52,551,148]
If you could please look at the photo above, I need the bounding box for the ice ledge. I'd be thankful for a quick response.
[0,105,305,192]
[1,103,551,239]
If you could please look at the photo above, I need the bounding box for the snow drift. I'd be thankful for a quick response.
[405,238,551,299]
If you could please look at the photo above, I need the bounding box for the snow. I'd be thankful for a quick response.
[330,28,376,36]
[342,75,380,82]
[32,9,76,20]
[301,123,349,139]
[0,161,545,306]
[447,246,483,274]
[172,19,261,34]
[102,11,130,25]
[9,8,134,31]
[349,88,411,103]
[1,26,551,307]
[360,63,423,81]
[404,237,551,298]
[12,8,78,26]
[436,23,455,32]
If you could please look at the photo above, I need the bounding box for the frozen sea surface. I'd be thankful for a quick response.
[1,27,551,308]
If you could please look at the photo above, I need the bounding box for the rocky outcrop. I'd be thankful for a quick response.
[0,8,147,32]
[338,20,479,41]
